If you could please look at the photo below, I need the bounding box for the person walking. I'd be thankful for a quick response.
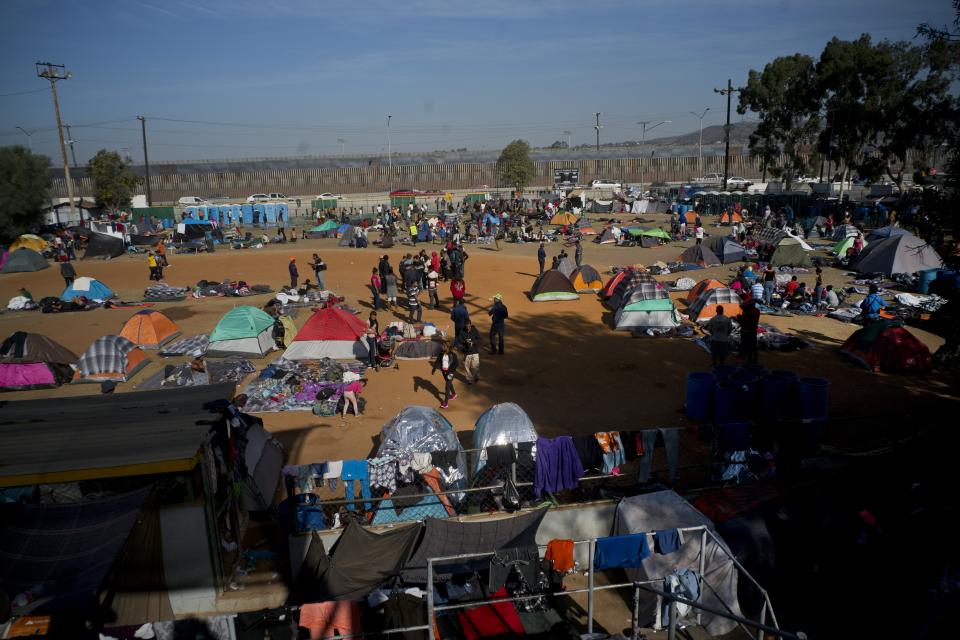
[365,311,380,371]
[706,306,733,366]
[288,257,299,290]
[377,255,390,294]
[432,341,458,409]
[488,293,508,355]
[457,320,481,384]
[574,239,583,267]
[60,259,76,288]
[762,263,776,306]
[406,280,422,324]
[426,270,439,309]
[147,252,160,281]
[737,300,760,364]
[310,253,326,290]
[370,268,382,310]
[384,267,399,309]
[537,241,546,275]
[451,298,470,341]
[450,277,466,306]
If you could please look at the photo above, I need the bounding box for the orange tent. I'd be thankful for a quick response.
[719,211,743,225]
[685,278,726,304]
[119,310,181,349]
[688,287,743,321]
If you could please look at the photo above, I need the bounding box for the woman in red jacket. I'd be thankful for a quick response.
[450,277,466,305]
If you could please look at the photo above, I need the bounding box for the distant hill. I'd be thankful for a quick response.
[647,121,758,147]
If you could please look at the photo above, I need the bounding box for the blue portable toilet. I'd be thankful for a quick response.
[264,203,277,225]
[230,205,244,225]
[206,205,221,224]
[275,203,288,224]
[252,204,266,226]
[240,204,254,225]
[197,205,211,220]
[185,206,199,220]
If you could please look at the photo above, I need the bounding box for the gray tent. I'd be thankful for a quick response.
[867,225,911,242]
[854,233,943,276]
[770,237,811,267]
[705,236,746,264]
[378,406,467,494]
[556,257,576,279]
[473,402,538,470]
[614,490,744,636]
[240,421,284,511]
[1,248,48,273]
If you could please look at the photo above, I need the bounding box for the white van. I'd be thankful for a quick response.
[178,196,209,206]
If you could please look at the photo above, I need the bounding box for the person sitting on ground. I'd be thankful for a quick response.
[823,284,840,309]
[861,284,886,321]
[18,287,33,301]
[784,275,799,299]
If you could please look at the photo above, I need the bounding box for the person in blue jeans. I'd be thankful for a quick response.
[762,263,776,306]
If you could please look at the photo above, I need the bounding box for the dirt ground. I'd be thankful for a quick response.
[1,212,956,472]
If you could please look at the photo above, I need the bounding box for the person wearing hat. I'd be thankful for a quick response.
[426,270,439,309]
[288,256,299,290]
[488,293,508,355]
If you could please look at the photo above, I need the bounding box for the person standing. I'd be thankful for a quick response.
[695,225,704,245]
[384,267,399,309]
[432,341,458,409]
[813,267,824,306]
[426,270,439,309]
[370,268,382,310]
[288,257,299,290]
[406,280,422,324]
[450,277,466,306]
[762,263,776,306]
[378,255,390,293]
[537,241,546,275]
[706,306,733,366]
[574,239,583,267]
[147,252,160,281]
[451,298,470,341]
[365,311,380,371]
[156,239,168,267]
[310,254,326,290]
[737,300,761,364]
[488,293,508,355]
[457,320,481,384]
[60,259,76,288]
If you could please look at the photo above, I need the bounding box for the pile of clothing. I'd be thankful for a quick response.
[273,289,332,308]
[241,358,366,413]
[192,279,272,298]
[137,358,256,389]
[143,283,189,302]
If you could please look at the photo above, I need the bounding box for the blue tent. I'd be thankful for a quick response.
[337,223,351,234]
[61,277,113,301]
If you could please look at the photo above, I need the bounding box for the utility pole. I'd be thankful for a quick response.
[36,61,75,223]
[137,116,152,206]
[15,126,33,153]
[714,79,741,191]
[563,130,571,148]
[689,108,709,178]
[386,115,393,192]
[64,124,79,168]
[594,112,602,152]
[636,120,671,193]
[337,138,346,155]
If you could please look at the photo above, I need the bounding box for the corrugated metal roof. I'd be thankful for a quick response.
[0,384,236,487]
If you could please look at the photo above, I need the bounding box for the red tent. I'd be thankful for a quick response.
[284,307,369,360]
[601,269,632,298]
[839,322,932,373]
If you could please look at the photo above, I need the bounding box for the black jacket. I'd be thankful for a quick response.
[456,327,481,355]
[489,301,509,325]
[432,351,458,375]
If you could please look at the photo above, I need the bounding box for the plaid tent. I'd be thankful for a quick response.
[620,282,667,307]
[75,335,150,382]
[688,287,743,321]
[754,228,787,247]
[159,333,210,357]
[607,272,657,309]
[832,224,859,241]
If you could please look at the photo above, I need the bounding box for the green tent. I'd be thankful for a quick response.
[770,237,812,267]
[314,220,340,232]
[208,306,276,357]
[834,235,865,256]
[624,227,644,237]
[637,228,671,240]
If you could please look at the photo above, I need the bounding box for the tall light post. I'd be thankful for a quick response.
[594,112,602,152]
[689,108,709,178]
[563,130,571,148]
[636,119,671,193]
[714,79,741,191]
[36,61,75,222]
[137,116,152,206]
[337,137,346,155]
[15,126,33,153]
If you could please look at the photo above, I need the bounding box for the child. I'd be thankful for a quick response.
[370,268,381,310]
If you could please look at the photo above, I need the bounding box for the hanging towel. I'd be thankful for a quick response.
[594,533,651,569]
[654,528,682,555]
[534,436,584,497]
[544,539,575,573]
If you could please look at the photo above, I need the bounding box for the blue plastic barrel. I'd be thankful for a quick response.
[730,372,759,419]
[685,372,716,422]
[739,364,767,378]
[762,371,798,421]
[798,377,830,422]
[917,268,939,294]
[712,365,738,382]
[714,381,739,425]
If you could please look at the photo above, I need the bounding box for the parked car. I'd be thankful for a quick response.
[246,193,270,203]
[178,196,209,206]
[693,173,723,186]
[589,179,621,190]
[267,193,288,201]
[725,177,752,190]
[317,192,343,199]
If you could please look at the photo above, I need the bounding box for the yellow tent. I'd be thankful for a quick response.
[550,212,578,226]
[8,234,46,253]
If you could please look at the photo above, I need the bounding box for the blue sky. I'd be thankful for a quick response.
[0,0,954,163]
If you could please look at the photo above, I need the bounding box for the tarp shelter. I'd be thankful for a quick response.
[595,227,618,244]
[556,257,576,279]
[613,490,744,636]
[853,233,943,276]
[119,310,181,349]
[678,244,721,267]
[0,248,48,273]
[0,331,77,390]
[867,226,911,241]
[607,271,657,309]
[83,232,125,260]
[61,276,113,301]
[570,265,603,293]
[613,297,681,331]
[718,211,742,225]
[637,228,671,240]
[549,211,578,226]
[208,306,275,357]
[834,235,865,256]
[473,402,539,470]
[293,522,422,603]
[378,406,466,493]
[839,321,933,373]
[589,200,613,213]
[688,287,742,321]
[74,334,150,382]
[284,306,368,360]
[686,278,726,304]
[8,234,46,253]
[705,236,746,264]
[402,508,548,582]
[337,225,355,246]
[529,269,579,301]
[770,237,812,267]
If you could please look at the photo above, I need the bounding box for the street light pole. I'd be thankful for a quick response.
[337,138,346,155]
[689,108,709,178]
[137,116,152,206]
[386,115,392,192]
[563,130,571,148]
[36,61,75,223]
[636,120,671,193]
[714,79,741,191]
[15,126,33,153]
[594,112,602,152]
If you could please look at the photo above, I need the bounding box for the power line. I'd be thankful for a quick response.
[0,87,49,97]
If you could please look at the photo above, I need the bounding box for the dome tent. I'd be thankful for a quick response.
[74,335,150,382]
[529,269,579,302]
[569,265,603,293]
[119,310,181,349]
[0,248,48,274]
[556,257,576,279]
[686,278,726,304]
[853,233,943,276]
[0,331,77,390]
[606,271,657,309]
[474,403,538,455]
[377,406,467,496]
[705,236,746,264]
[61,276,113,301]
[770,237,812,267]
[284,306,368,360]
[8,234,46,253]
[840,320,932,373]
[208,306,275,357]
[678,244,721,267]
[688,287,742,321]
